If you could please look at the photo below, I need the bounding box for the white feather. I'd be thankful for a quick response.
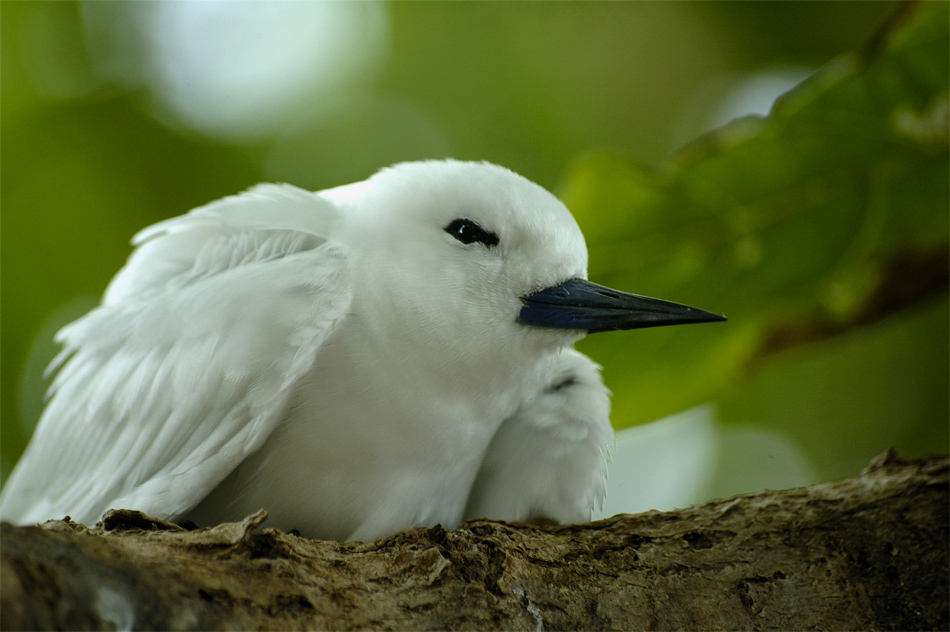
[1,186,350,525]
[464,349,613,524]
[1,160,622,542]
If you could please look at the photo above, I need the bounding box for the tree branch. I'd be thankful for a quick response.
[756,246,949,360]
[2,451,947,631]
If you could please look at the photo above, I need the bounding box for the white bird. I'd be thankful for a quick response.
[0,160,723,541]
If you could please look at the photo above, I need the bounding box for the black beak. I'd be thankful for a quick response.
[518,278,726,333]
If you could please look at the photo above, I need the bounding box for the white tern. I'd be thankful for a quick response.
[0,160,723,541]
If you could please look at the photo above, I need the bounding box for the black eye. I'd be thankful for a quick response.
[444,218,499,248]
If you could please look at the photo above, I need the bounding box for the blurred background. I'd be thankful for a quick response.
[2,1,946,515]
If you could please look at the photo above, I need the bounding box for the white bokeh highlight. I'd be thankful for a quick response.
[594,405,818,518]
[81,1,389,141]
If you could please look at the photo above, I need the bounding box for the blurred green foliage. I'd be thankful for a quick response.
[565,2,949,463]
[2,1,945,493]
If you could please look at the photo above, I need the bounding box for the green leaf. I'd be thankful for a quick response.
[562,2,949,429]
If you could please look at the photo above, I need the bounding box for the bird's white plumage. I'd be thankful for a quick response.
[2,184,350,525]
[464,349,613,524]
[0,160,615,541]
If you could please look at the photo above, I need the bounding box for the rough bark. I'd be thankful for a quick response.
[2,451,947,631]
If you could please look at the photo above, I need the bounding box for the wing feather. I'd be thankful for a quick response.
[463,349,614,525]
[0,185,352,526]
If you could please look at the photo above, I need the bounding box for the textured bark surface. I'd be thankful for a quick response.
[2,451,947,631]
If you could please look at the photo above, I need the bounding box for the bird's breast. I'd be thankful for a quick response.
[190,317,534,541]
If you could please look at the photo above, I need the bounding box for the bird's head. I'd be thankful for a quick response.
[323,160,723,374]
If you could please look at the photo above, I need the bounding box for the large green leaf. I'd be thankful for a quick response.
[563,2,949,429]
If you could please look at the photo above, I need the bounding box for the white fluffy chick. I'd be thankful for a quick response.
[0,160,723,541]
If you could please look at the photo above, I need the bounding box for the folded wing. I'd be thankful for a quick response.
[463,349,614,525]
[0,184,352,526]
